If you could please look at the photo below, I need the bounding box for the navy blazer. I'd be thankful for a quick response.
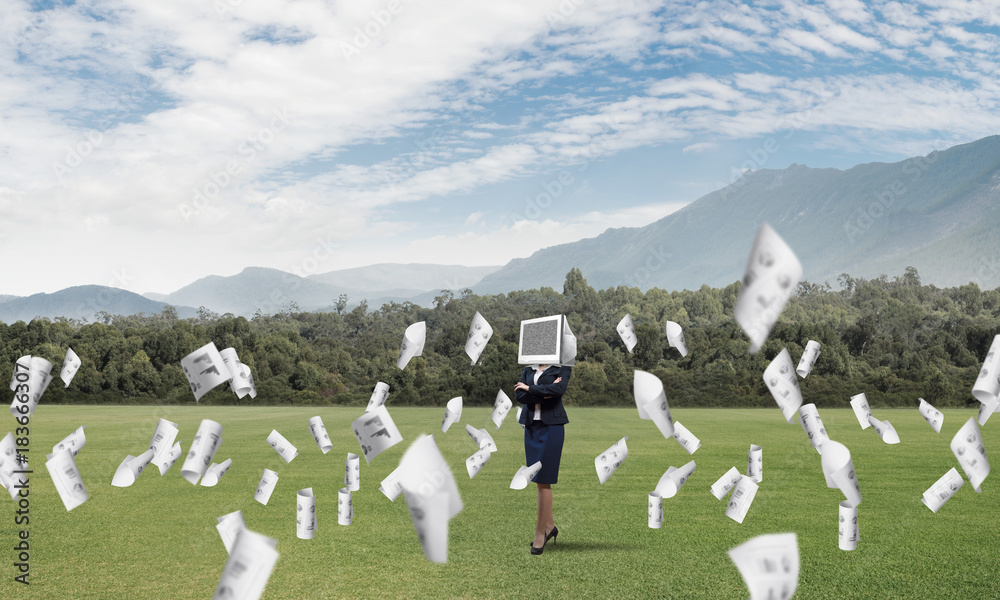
[515,365,571,426]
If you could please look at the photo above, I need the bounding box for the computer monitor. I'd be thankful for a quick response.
[518,315,563,365]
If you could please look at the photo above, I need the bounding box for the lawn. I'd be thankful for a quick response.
[5,405,998,599]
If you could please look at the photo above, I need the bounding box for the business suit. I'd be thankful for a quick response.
[515,365,571,484]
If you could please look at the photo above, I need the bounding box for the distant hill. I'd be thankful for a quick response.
[0,286,197,323]
[474,135,1000,293]
[309,263,499,293]
[0,295,19,304]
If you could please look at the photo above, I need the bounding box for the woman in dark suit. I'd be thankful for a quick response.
[514,363,571,555]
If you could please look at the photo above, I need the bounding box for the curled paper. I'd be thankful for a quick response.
[725,475,759,524]
[297,488,317,538]
[798,404,829,454]
[45,449,88,511]
[379,464,404,501]
[9,355,30,391]
[366,381,390,412]
[617,313,637,354]
[796,340,821,378]
[762,348,802,423]
[111,449,155,487]
[266,429,298,464]
[352,405,403,463]
[510,461,542,490]
[633,370,674,438]
[746,445,762,483]
[254,469,279,505]
[821,440,861,507]
[181,342,230,402]
[441,397,463,433]
[397,435,463,563]
[560,315,577,366]
[672,421,701,455]
[920,467,964,513]
[664,321,687,357]
[729,532,799,600]
[60,347,82,387]
[156,442,182,476]
[308,416,333,454]
[338,487,353,526]
[1,433,27,500]
[491,389,513,429]
[9,356,53,417]
[465,424,497,453]
[648,492,663,529]
[977,399,1000,426]
[465,311,494,365]
[916,398,943,433]
[466,448,492,479]
[148,418,179,473]
[654,460,696,499]
[516,406,524,429]
[181,419,223,485]
[850,393,873,430]
[344,453,360,491]
[201,458,233,487]
[216,511,246,554]
[972,334,1000,405]
[220,347,257,399]
[710,467,742,500]
[951,417,989,493]
[53,425,87,456]
[734,223,803,353]
[212,528,278,600]
[838,501,859,551]
[397,321,426,369]
[867,415,900,444]
[595,437,629,484]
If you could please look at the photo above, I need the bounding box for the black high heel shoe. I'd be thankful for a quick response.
[529,526,558,555]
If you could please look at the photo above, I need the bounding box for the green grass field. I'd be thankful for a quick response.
[5,405,999,599]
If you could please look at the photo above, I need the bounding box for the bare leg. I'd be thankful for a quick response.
[533,483,554,548]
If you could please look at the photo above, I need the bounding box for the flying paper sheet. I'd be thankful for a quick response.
[672,421,701,455]
[379,464,404,501]
[465,424,497,453]
[60,347,82,387]
[216,511,246,554]
[266,429,298,464]
[972,334,1000,406]
[212,528,278,600]
[838,501,859,551]
[725,475,759,524]
[219,347,257,399]
[747,445,763,483]
[633,370,674,438]
[0,432,27,500]
[201,458,233,487]
[344,453,360,491]
[617,314,637,354]
[798,403,829,454]
[181,419,223,485]
[45,449,88,511]
[561,315,578,366]
[491,389,512,429]
[664,321,688,357]
[867,415,900,444]
[654,460,696,499]
[10,356,53,417]
[710,467,742,500]
[397,321,426,369]
[977,398,1000,426]
[397,435,463,563]
[52,425,87,456]
[516,406,524,429]
[595,437,629,484]
[466,448,491,479]
[366,381,390,412]
[920,467,964,513]
[156,442,182,476]
[352,405,403,463]
[850,393,873,430]
[728,532,799,600]
[465,311,494,364]
[795,340,821,378]
[951,417,989,493]
[8,355,30,391]
[111,449,155,487]
[148,418,179,474]
[297,488,317,538]
[734,223,803,353]
[762,348,802,423]
[821,440,861,507]
[338,487,354,526]
[308,416,333,454]
[254,469,279,505]
[510,461,543,490]
[648,492,663,529]
[181,342,230,402]
[441,397,463,433]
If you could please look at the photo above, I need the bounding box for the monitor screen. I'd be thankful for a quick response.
[518,315,563,364]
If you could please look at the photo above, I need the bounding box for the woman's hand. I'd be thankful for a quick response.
[515,382,530,392]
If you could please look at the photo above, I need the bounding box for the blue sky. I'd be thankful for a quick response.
[2,0,999,296]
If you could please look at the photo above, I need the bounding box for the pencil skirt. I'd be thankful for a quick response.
[524,421,565,485]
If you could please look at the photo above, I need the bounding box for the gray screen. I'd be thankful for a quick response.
[521,320,558,356]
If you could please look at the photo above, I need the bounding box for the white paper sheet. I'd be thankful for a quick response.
[465,448,492,479]
[972,334,1000,405]
[216,510,246,554]
[0,432,27,500]
[60,347,82,387]
[617,313,637,354]
[181,342,231,402]
[664,321,688,357]
[465,424,497,453]
[338,487,353,526]
[492,389,513,429]
[254,469,279,505]
[795,340,821,378]
[747,445,763,483]
[633,370,674,438]
[838,501,859,551]
[344,452,360,491]
[710,466,742,500]
[397,435,463,563]
[181,419,223,485]
[920,467,964,513]
[561,315,578,366]
[52,425,87,456]
[797,403,829,454]
[297,487,317,538]
[912,398,941,434]
[45,449,88,511]
[366,381,390,412]
[397,321,426,369]
[734,223,803,353]
[654,460,697,499]
[725,475,759,524]
[308,416,333,454]
[379,464,404,501]
[465,311,494,364]
[8,355,30,391]
[266,429,298,464]
[212,528,278,600]
[111,448,155,487]
[201,458,233,487]
[595,437,629,484]
[219,347,257,399]
[849,393,873,430]
[9,356,53,417]
[441,397,463,433]
[157,441,182,476]
[762,349,802,423]
[148,418,179,474]
[352,405,403,463]
[516,406,524,429]
[977,397,1000,426]
[510,461,543,490]
[671,421,701,455]
[821,440,861,507]
[951,417,989,493]
[648,492,663,529]
[867,415,900,444]
[728,532,799,600]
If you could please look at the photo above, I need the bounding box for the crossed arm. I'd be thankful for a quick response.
[514,366,570,408]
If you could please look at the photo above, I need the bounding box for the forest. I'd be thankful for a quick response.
[1,267,997,411]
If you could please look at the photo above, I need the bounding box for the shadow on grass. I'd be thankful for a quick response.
[539,540,631,553]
